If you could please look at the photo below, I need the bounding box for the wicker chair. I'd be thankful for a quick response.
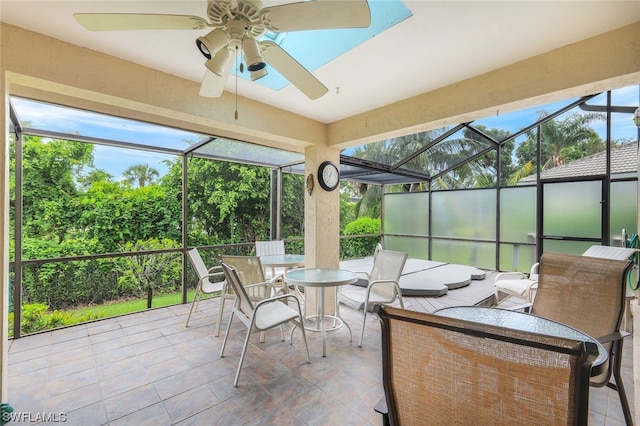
[377,305,597,425]
[532,252,634,426]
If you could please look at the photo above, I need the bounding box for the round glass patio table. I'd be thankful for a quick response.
[259,254,305,269]
[434,306,607,375]
[284,268,357,357]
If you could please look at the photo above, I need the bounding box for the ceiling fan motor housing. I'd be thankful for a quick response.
[207,0,266,39]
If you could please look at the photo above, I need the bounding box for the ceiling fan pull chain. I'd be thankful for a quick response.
[235,44,240,120]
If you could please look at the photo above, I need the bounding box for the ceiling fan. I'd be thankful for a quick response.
[74,0,371,100]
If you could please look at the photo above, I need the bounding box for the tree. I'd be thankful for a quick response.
[77,181,181,253]
[115,239,181,309]
[513,111,605,182]
[77,169,114,190]
[349,126,504,214]
[122,164,159,187]
[162,156,272,244]
[13,135,94,241]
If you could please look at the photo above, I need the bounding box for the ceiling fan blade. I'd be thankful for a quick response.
[199,69,227,98]
[261,41,328,100]
[74,13,209,31]
[259,0,371,32]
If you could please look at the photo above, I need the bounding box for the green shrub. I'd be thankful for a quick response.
[19,303,49,334]
[341,217,381,259]
[9,303,104,337]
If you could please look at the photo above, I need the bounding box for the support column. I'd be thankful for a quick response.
[1,73,11,410]
[304,145,341,317]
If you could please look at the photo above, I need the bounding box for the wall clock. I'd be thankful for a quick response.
[317,161,340,191]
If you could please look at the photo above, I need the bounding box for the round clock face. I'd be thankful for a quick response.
[318,161,340,191]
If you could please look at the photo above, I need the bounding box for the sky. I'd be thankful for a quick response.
[11,85,640,182]
[232,0,413,90]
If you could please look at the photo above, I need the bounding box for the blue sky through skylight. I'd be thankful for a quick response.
[232,0,414,89]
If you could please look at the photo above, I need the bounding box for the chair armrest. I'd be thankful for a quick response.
[208,265,223,273]
[368,279,400,288]
[254,293,302,310]
[243,281,277,294]
[530,262,540,276]
[268,273,285,283]
[354,271,370,280]
[596,330,628,344]
[495,272,527,281]
[199,271,226,285]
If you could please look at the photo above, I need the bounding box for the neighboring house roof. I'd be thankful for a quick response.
[519,143,638,183]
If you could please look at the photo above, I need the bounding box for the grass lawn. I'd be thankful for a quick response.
[11,290,221,337]
[69,289,213,318]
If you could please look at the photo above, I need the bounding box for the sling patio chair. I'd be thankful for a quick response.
[531,252,635,426]
[219,255,278,300]
[255,239,286,280]
[219,261,310,387]
[219,255,288,342]
[184,248,230,336]
[339,248,407,347]
[377,305,597,425]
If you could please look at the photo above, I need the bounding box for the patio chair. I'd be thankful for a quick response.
[219,255,278,299]
[185,248,230,336]
[377,305,597,425]
[339,248,407,347]
[220,255,285,341]
[494,262,539,304]
[531,252,634,426]
[219,261,310,386]
[255,239,286,279]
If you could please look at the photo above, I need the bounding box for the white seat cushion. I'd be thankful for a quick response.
[496,279,536,296]
[254,301,299,330]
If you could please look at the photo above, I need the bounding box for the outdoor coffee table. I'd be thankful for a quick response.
[284,268,357,357]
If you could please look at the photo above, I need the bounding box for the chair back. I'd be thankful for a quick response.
[188,248,225,289]
[220,262,255,320]
[378,305,596,425]
[187,248,209,281]
[219,255,270,299]
[531,252,632,385]
[369,249,407,299]
[255,240,285,256]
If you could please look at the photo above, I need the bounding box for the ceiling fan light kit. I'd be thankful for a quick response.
[195,28,227,59]
[74,0,372,100]
[250,68,268,81]
[242,36,266,72]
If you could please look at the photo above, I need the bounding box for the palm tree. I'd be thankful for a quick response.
[349,127,496,214]
[538,111,605,168]
[122,164,159,187]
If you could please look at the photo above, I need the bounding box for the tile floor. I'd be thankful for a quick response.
[6,295,635,425]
